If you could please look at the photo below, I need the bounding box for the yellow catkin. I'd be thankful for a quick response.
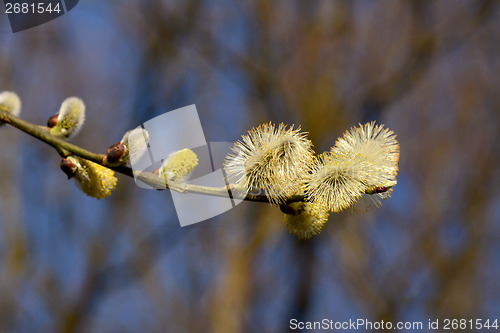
[283,202,330,239]
[306,122,399,212]
[224,122,314,205]
[159,148,199,183]
[68,156,117,199]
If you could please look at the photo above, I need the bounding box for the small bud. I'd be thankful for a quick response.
[60,158,76,179]
[105,141,126,164]
[159,148,198,183]
[47,114,59,128]
[0,91,21,126]
[359,180,398,210]
[373,186,387,193]
[49,97,86,139]
[382,180,397,188]
[105,128,149,167]
[283,202,329,240]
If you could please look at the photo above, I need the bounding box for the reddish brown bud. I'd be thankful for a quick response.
[373,186,388,193]
[106,142,125,163]
[60,158,76,179]
[47,113,59,128]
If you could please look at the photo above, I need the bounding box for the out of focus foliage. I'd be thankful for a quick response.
[0,1,499,332]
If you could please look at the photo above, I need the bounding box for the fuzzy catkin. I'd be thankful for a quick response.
[283,202,329,239]
[225,122,314,205]
[0,91,21,118]
[120,128,149,166]
[50,97,86,139]
[67,156,117,199]
[159,148,199,183]
[306,122,399,212]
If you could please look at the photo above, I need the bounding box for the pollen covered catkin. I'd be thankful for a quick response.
[159,148,199,183]
[306,122,399,212]
[283,202,329,239]
[64,156,117,199]
[225,123,314,205]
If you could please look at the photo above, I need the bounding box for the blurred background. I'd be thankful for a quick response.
[1,1,499,332]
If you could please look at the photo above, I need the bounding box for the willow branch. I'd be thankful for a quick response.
[1,108,394,204]
[0,108,278,202]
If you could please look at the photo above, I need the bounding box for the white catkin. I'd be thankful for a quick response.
[121,127,149,166]
[0,91,22,118]
[50,97,86,139]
